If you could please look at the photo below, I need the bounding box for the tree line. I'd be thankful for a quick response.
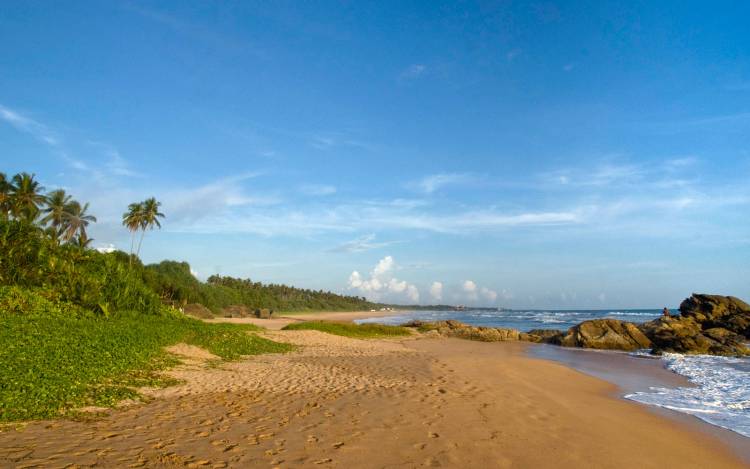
[2,170,377,315]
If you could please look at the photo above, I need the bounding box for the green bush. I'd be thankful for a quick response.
[0,220,163,315]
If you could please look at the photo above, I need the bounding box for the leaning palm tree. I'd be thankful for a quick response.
[9,172,46,222]
[0,172,11,220]
[135,197,165,257]
[60,201,97,244]
[41,189,72,239]
[122,201,144,263]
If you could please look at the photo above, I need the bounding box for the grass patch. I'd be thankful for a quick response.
[282,321,411,338]
[0,309,292,422]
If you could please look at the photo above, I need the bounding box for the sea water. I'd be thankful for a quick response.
[357,308,750,438]
[356,308,662,331]
[625,354,750,438]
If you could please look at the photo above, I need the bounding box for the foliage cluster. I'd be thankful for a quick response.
[144,261,379,313]
[282,321,412,338]
[0,171,96,246]
[0,287,292,422]
[0,220,163,315]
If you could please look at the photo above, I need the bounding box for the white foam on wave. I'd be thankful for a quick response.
[625,353,750,437]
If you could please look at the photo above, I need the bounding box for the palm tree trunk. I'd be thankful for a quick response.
[136,228,146,258]
[129,230,135,265]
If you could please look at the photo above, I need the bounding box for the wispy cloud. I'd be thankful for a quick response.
[328,233,399,253]
[411,172,475,194]
[300,184,336,196]
[399,64,427,81]
[0,103,60,146]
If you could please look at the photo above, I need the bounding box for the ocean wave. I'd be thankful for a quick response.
[625,353,750,438]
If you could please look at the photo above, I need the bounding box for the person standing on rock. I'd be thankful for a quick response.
[662,307,671,318]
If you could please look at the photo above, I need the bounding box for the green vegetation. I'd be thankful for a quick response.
[282,321,412,339]
[0,286,292,422]
[122,196,165,259]
[144,261,379,313]
[0,169,379,422]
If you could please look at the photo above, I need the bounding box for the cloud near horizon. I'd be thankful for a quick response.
[348,256,420,303]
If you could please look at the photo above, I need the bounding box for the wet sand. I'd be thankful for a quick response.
[0,333,745,468]
[530,343,750,464]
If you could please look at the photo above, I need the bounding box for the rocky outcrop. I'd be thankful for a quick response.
[679,294,750,337]
[402,294,750,356]
[222,304,254,318]
[557,319,652,351]
[403,320,529,342]
[635,294,750,356]
[526,329,564,344]
[254,308,274,319]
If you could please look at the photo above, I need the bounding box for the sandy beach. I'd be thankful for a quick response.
[0,328,745,468]
[205,309,404,330]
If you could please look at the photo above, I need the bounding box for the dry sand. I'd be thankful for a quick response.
[0,332,745,468]
[205,309,402,330]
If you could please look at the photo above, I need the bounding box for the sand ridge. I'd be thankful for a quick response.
[0,332,745,468]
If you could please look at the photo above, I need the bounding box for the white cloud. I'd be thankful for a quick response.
[95,243,117,254]
[347,256,420,303]
[429,281,443,301]
[412,172,473,194]
[373,255,395,277]
[328,233,398,253]
[406,284,420,302]
[480,287,498,302]
[462,280,477,293]
[0,103,59,146]
[300,184,336,196]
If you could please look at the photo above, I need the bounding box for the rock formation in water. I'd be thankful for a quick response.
[404,293,750,356]
[556,319,652,351]
[402,320,531,342]
[637,294,750,356]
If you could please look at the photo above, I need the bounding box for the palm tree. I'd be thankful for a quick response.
[61,201,97,244]
[135,197,165,257]
[71,230,94,248]
[41,189,72,238]
[122,202,144,263]
[0,172,11,220]
[9,172,46,222]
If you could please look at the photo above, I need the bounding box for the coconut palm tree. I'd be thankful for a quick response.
[41,189,72,238]
[71,230,94,248]
[122,201,144,262]
[9,172,46,222]
[61,201,97,244]
[0,172,11,220]
[135,197,164,256]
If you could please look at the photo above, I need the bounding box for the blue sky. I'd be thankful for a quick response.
[2,1,749,308]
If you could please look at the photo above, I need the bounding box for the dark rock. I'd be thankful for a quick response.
[254,308,274,319]
[402,320,523,342]
[222,304,254,318]
[638,317,750,356]
[558,319,652,351]
[526,329,564,344]
[679,294,750,337]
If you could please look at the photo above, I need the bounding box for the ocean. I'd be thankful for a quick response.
[356,308,750,439]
